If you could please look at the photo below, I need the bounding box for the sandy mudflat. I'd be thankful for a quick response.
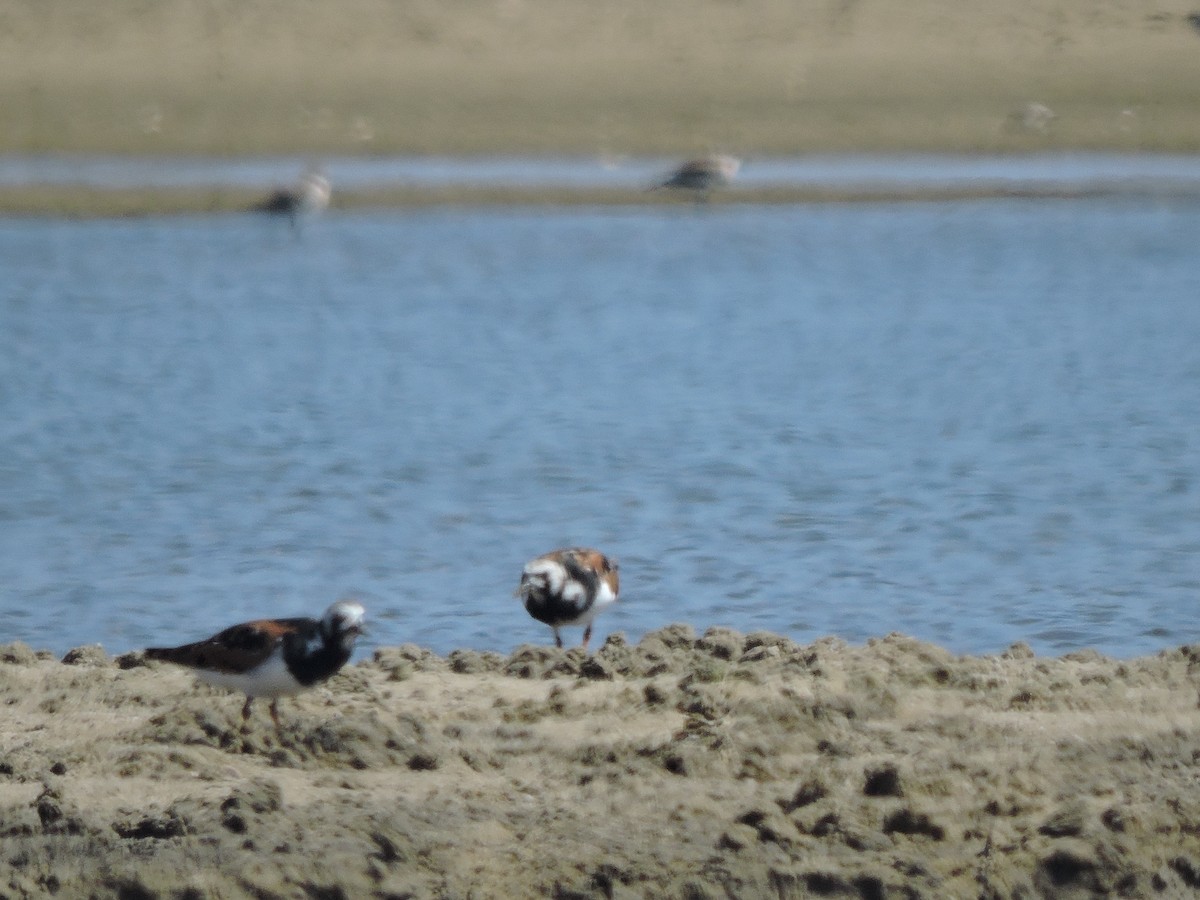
[3,0,1200,214]
[1,629,1199,898]
[2,0,1200,157]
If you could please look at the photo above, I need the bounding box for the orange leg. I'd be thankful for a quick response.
[240,697,254,731]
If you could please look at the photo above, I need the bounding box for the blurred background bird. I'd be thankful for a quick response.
[253,167,331,228]
[652,154,741,201]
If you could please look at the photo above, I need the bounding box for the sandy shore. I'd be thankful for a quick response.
[2,628,1198,898]
[2,0,1200,215]
[2,0,1200,158]
[1,180,1168,219]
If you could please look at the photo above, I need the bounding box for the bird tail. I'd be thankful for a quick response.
[144,646,188,665]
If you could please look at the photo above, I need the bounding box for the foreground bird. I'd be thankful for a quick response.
[253,168,332,227]
[145,599,365,728]
[653,154,741,200]
[515,548,619,650]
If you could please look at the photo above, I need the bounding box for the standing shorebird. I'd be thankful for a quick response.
[254,168,332,228]
[653,154,741,201]
[145,599,365,729]
[515,548,620,650]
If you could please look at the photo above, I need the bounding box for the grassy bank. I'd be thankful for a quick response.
[2,0,1200,157]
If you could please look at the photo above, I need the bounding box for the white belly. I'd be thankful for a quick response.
[561,579,619,627]
[194,652,301,699]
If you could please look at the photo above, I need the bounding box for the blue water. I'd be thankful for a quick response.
[2,192,1199,658]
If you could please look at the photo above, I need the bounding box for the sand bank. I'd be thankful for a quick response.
[4,0,1200,215]
[1,180,1168,219]
[2,0,1200,157]
[1,628,1198,898]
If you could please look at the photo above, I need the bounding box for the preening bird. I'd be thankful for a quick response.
[515,548,620,650]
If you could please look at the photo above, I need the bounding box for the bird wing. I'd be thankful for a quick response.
[146,618,300,673]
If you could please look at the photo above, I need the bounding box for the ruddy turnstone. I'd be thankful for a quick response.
[145,599,365,728]
[254,168,332,227]
[515,548,619,650]
[654,154,741,201]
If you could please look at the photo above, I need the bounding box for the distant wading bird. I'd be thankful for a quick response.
[253,168,332,228]
[652,154,741,201]
[1005,102,1056,135]
[145,599,365,729]
[516,547,620,650]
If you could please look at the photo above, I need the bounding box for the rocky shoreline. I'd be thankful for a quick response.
[2,627,1199,898]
